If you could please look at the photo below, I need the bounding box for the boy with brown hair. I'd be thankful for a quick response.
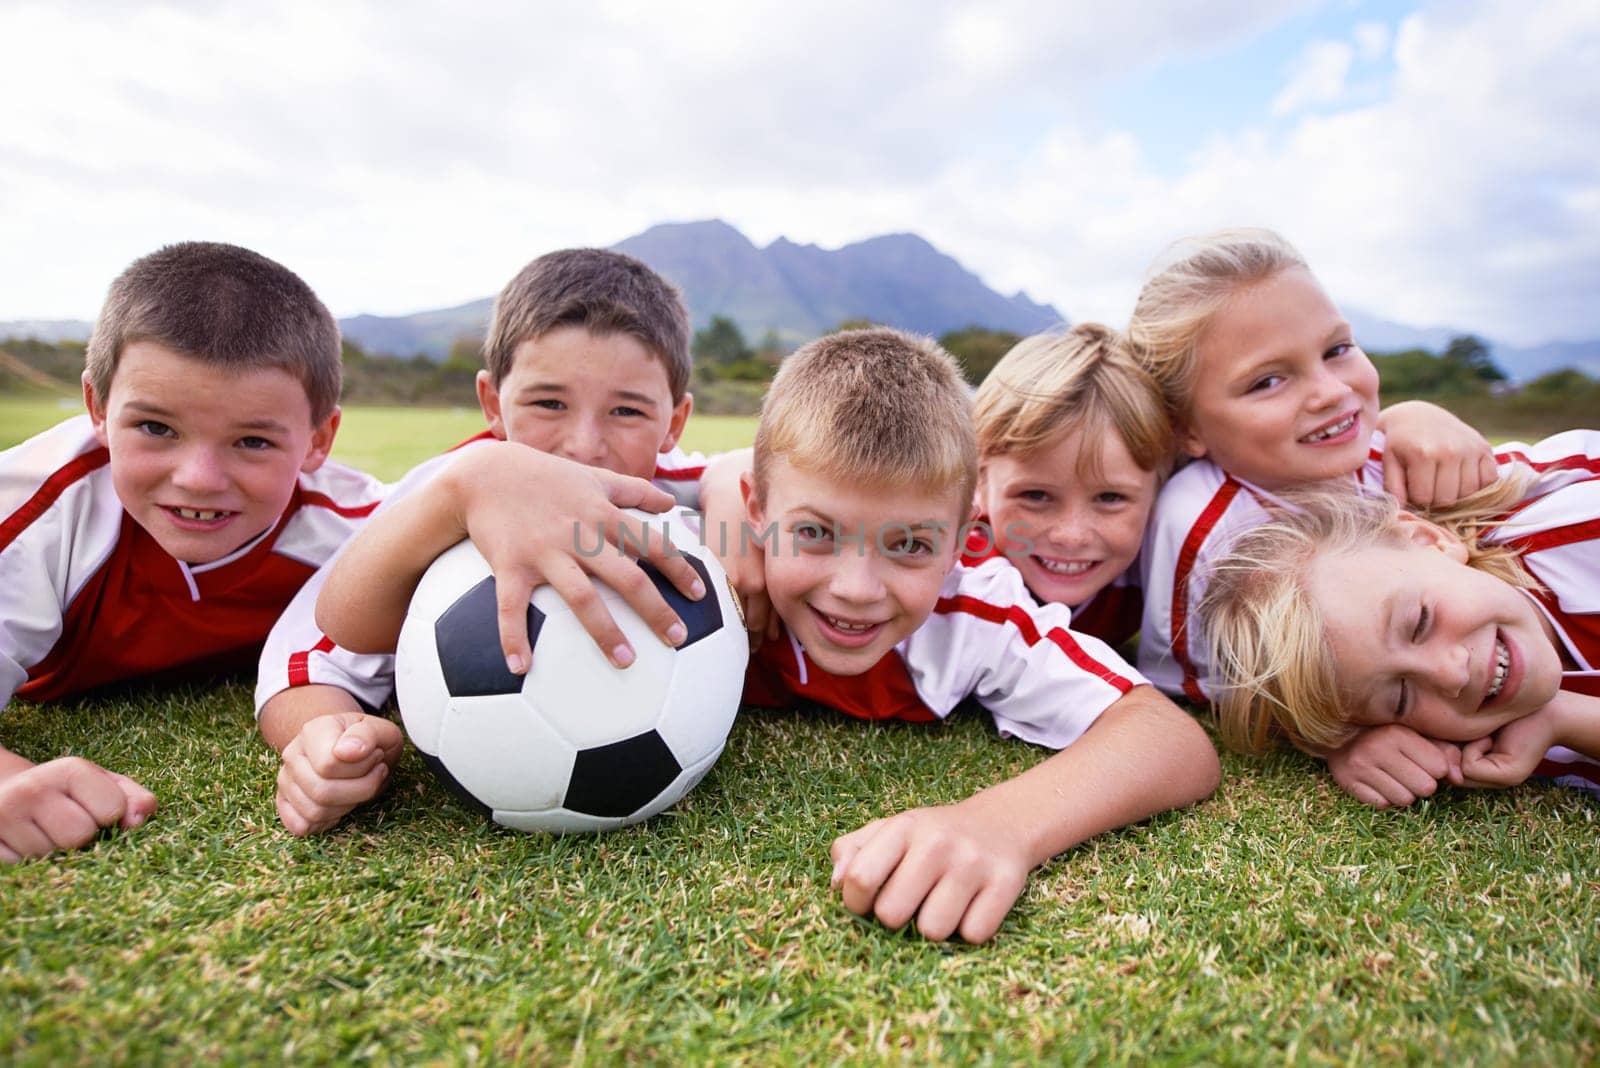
[735,328,1217,942]
[0,241,386,861]
[318,326,1219,942]
[255,247,709,836]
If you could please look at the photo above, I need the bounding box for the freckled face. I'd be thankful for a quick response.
[86,341,337,565]
[1183,267,1380,490]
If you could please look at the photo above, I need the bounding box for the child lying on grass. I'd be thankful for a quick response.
[1198,431,1600,801]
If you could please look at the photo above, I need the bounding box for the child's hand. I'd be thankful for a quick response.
[275,712,404,836]
[1461,706,1561,789]
[1324,723,1463,808]
[1377,400,1498,508]
[829,804,1032,944]
[0,757,157,862]
[449,445,707,673]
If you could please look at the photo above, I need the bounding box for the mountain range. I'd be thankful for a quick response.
[4,220,1597,382]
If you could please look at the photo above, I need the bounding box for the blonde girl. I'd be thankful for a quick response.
[967,323,1171,645]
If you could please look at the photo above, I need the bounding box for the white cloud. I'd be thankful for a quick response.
[1270,40,1356,116]
[937,0,1600,345]
[1353,20,1392,60]
[0,0,1595,347]
[0,0,1313,319]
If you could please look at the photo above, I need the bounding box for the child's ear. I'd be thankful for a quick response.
[740,470,762,527]
[659,392,693,454]
[82,372,109,447]
[476,370,508,440]
[1178,423,1207,460]
[299,407,341,473]
[1394,511,1469,563]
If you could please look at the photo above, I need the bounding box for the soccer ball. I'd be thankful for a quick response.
[394,507,748,832]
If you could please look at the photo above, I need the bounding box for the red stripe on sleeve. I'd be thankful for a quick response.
[654,464,706,481]
[0,447,110,554]
[1170,479,1242,705]
[287,635,337,688]
[1505,516,1600,556]
[934,594,1136,694]
[1494,449,1600,475]
[297,490,381,519]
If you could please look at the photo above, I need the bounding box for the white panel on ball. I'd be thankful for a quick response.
[436,694,576,813]
[524,587,679,749]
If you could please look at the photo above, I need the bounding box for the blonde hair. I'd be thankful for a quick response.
[973,323,1174,480]
[1127,228,1307,425]
[752,328,975,516]
[1199,478,1540,754]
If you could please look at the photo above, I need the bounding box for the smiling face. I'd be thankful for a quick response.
[87,340,338,565]
[977,426,1158,608]
[1305,518,1565,741]
[744,458,966,676]
[478,324,691,479]
[1181,266,1380,490]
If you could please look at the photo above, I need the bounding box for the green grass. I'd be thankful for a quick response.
[4,397,1599,1061]
[3,685,1597,1063]
[0,397,755,481]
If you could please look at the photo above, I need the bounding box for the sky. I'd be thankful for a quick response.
[1,0,1596,346]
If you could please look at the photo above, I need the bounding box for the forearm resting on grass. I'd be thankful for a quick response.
[258,685,405,836]
[830,685,1218,943]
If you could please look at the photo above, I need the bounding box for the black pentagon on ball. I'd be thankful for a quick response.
[639,554,722,649]
[564,730,682,818]
[436,575,545,697]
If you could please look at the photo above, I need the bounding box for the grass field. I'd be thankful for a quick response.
[0,397,757,480]
[3,397,1599,1062]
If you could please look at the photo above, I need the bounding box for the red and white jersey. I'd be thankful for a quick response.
[1484,457,1600,795]
[254,432,708,715]
[1139,429,1600,705]
[959,519,1142,648]
[1,415,385,706]
[744,555,1146,750]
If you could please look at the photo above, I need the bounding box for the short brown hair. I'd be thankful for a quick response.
[752,327,976,516]
[483,249,691,401]
[85,242,341,422]
[973,323,1174,480]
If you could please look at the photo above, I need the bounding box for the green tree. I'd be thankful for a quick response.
[938,326,1022,386]
[1442,334,1506,383]
[692,316,752,368]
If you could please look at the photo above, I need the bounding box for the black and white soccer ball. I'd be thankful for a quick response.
[394,507,748,833]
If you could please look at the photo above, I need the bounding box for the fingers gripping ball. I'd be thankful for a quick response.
[395,508,748,832]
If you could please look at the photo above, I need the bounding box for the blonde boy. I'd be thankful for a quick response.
[733,329,1218,942]
[0,242,385,860]
[256,248,707,836]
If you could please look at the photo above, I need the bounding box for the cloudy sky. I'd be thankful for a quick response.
[2,0,1596,345]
